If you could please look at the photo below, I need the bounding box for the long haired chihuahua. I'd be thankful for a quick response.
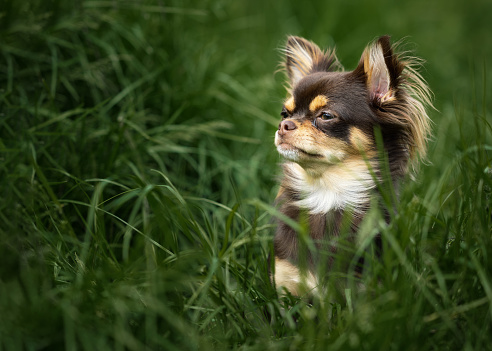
[273,35,432,296]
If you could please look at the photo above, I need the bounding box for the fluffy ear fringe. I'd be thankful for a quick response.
[358,36,434,165]
[281,36,341,87]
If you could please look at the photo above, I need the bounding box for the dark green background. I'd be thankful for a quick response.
[1,0,491,349]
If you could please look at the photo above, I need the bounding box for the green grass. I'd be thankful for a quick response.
[1,0,491,350]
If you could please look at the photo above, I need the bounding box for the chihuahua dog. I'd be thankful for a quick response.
[273,35,432,296]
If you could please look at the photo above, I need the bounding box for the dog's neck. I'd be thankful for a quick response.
[281,159,376,215]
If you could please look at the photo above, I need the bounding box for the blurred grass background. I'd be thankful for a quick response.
[0,0,491,350]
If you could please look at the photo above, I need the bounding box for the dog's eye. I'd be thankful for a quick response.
[320,112,335,120]
[280,110,289,119]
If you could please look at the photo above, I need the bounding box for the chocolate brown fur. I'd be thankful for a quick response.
[272,35,432,296]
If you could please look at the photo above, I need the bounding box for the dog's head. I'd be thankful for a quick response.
[275,36,432,177]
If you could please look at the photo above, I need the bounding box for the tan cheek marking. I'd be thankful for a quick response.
[284,96,295,112]
[309,95,329,113]
[279,121,350,163]
[296,122,349,150]
[349,127,376,156]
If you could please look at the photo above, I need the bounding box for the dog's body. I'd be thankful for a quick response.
[272,36,432,296]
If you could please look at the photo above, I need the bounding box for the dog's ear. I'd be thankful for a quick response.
[283,36,339,87]
[356,36,404,105]
[355,36,433,163]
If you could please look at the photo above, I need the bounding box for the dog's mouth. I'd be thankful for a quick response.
[277,142,323,160]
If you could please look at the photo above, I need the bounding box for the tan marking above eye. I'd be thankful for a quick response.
[284,96,296,112]
[309,95,329,113]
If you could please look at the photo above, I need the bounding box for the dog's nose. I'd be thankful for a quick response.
[278,120,297,135]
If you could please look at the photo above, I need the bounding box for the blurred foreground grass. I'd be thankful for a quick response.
[0,0,491,350]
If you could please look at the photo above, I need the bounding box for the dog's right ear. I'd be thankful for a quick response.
[283,36,339,87]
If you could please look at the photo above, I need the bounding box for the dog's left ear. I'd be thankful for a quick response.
[356,36,403,105]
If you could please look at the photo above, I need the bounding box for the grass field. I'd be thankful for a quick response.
[1,0,491,350]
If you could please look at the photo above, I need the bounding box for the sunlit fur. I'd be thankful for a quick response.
[272,35,433,296]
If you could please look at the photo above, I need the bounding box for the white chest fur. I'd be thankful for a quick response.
[284,160,376,214]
